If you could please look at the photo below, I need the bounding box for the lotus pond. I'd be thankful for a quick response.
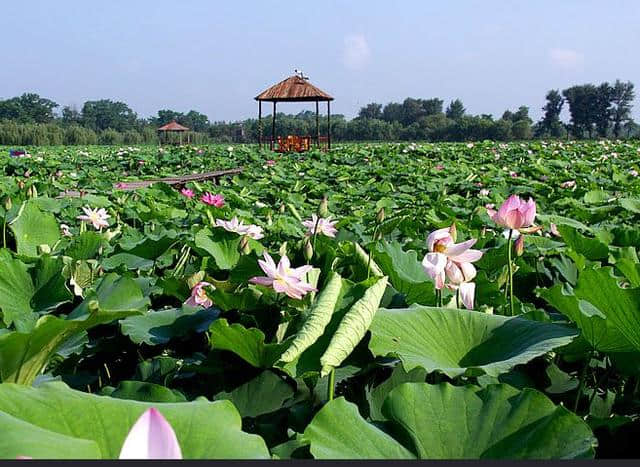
[0,140,639,459]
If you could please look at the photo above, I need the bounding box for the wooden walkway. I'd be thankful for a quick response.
[58,167,243,198]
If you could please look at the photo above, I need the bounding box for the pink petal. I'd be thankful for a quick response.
[249,276,273,286]
[445,261,464,284]
[503,210,524,230]
[449,248,483,263]
[444,238,477,257]
[458,261,477,282]
[459,282,476,310]
[119,408,182,459]
[427,227,452,251]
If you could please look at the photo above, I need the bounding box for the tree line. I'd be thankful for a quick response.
[0,79,636,145]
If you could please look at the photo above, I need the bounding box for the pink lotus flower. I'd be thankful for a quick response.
[421,226,483,291]
[487,195,536,231]
[509,171,518,178]
[266,159,276,167]
[560,180,576,189]
[215,216,264,240]
[249,252,316,299]
[181,188,195,198]
[184,281,213,308]
[479,188,490,197]
[302,214,338,238]
[201,192,225,207]
[119,408,182,459]
[630,169,639,177]
[435,164,444,171]
[77,207,110,230]
[549,223,561,237]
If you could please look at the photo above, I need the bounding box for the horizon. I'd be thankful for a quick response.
[3,1,640,122]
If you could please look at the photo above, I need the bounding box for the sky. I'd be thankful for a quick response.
[2,1,640,122]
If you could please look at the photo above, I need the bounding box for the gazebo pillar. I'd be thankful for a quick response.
[315,100,320,148]
[327,101,331,150]
[271,102,277,151]
[258,101,263,148]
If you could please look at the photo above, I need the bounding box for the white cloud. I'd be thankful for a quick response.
[343,34,371,70]
[549,48,583,69]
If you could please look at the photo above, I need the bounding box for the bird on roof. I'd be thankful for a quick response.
[294,69,309,80]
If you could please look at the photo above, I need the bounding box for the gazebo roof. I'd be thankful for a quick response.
[158,121,190,131]
[255,75,334,102]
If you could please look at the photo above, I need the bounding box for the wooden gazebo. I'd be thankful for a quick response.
[158,121,191,145]
[255,72,334,152]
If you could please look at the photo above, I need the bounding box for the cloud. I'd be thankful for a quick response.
[343,34,371,70]
[549,48,583,69]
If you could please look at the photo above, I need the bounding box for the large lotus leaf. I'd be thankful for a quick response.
[538,283,635,353]
[104,380,187,403]
[573,267,640,352]
[303,396,416,459]
[0,249,36,331]
[557,225,609,261]
[373,241,436,305]
[0,382,270,459]
[0,251,72,332]
[9,200,60,257]
[194,228,241,270]
[368,306,577,378]
[0,274,148,384]
[120,305,220,345]
[215,370,294,418]
[64,231,103,260]
[277,279,373,378]
[101,253,154,271]
[366,365,427,421]
[0,410,101,459]
[118,227,178,259]
[209,319,288,368]
[305,383,596,459]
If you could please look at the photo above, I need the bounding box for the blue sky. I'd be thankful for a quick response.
[3,1,639,121]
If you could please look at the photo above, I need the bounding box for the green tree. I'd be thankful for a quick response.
[445,99,465,120]
[536,90,564,137]
[81,100,137,132]
[357,103,383,120]
[381,102,403,122]
[610,80,635,138]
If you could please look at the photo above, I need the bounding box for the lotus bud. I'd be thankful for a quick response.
[279,204,286,214]
[88,300,100,314]
[449,222,457,242]
[515,235,525,256]
[303,237,313,262]
[376,207,385,224]
[278,241,288,257]
[18,180,25,190]
[4,197,11,210]
[266,212,273,226]
[318,195,329,217]
[239,235,251,255]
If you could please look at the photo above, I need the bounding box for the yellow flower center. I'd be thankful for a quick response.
[434,243,447,253]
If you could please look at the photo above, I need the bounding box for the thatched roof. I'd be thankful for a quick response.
[158,121,189,131]
[255,75,333,102]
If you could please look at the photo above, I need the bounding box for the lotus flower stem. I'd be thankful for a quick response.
[456,289,460,309]
[366,225,380,280]
[507,229,514,316]
[327,367,336,401]
[311,216,321,258]
[573,351,593,413]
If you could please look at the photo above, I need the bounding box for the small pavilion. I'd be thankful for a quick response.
[158,121,191,145]
[255,72,334,152]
